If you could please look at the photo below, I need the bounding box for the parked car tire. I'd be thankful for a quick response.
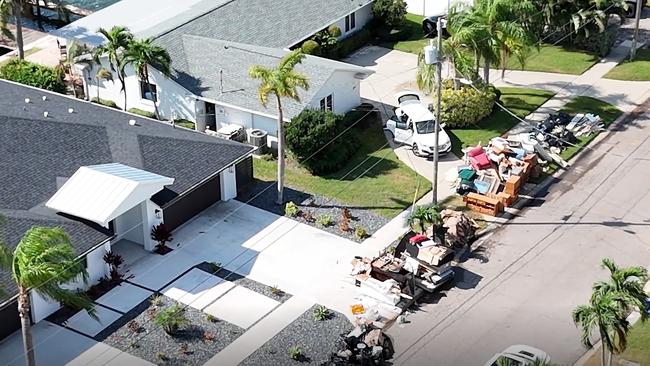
[626,2,636,18]
[422,19,438,38]
[384,129,395,140]
[412,143,420,157]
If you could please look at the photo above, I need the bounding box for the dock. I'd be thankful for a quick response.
[24,0,94,17]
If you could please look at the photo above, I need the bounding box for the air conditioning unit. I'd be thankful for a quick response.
[247,129,268,155]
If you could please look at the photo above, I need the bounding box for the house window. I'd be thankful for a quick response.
[140,81,158,102]
[319,94,333,111]
[345,12,356,32]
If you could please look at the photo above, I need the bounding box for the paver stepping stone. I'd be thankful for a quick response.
[66,306,122,337]
[203,286,279,329]
[96,282,152,313]
[162,268,235,310]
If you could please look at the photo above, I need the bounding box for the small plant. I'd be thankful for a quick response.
[127,320,142,333]
[339,217,351,233]
[313,305,330,321]
[387,245,396,254]
[270,285,283,297]
[203,330,216,342]
[316,214,333,227]
[128,341,139,349]
[285,201,299,217]
[406,205,441,234]
[260,153,275,161]
[146,307,158,320]
[301,210,315,223]
[206,314,219,323]
[288,346,303,361]
[341,208,353,221]
[151,223,173,254]
[102,250,125,283]
[355,226,369,239]
[179,343,192,355]
[155,352,168,362]
[155,304,189,335]
[150,294,164,307]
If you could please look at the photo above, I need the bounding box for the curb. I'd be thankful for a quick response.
[469,109,631,251]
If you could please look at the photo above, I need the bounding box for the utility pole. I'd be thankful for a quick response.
[631,0,642,60]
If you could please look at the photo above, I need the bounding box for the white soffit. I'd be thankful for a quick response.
[46,163,174,227]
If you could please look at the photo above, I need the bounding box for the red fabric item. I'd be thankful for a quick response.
[409,234,428,244]
[468,147,491,170]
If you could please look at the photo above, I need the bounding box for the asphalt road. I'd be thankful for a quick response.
[387,108,650,366]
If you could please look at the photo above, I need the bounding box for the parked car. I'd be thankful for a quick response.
[422,14,449,38]
[484,345,550,366]
[384,91,452,157]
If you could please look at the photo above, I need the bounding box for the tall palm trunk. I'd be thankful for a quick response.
[474,50,480,75]
[35,0,42,30]
[13,0,24,60]
[18,286,35,366]
[483,56,490,84]
[500,48,508,80]
[600,330,607,366]
[143,67,160,120]
[118,74,127,111]
[275,94,285,205]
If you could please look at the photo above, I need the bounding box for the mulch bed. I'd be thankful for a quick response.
[237,181,389,243]
[196,262,293,303]
[102,295,244,366]
[240,305,353,366]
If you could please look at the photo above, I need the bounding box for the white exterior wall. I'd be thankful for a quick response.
[143,199,164,252]
[30,241,111,323]
[307,71,361,115]
[114,203,145,244]
[406,0,472,17]
[84,60,196,121]
[332,3,374,38]
[220,166,238,201]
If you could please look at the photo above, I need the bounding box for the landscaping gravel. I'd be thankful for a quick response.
[103,295,244,366]
[240,305,353,366]
[237,180,389,243]
[196,262,292,303]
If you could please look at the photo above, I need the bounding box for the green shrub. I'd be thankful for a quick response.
[440,83,496,129]
[341,102,377,128]
[327,25,342,38]
[285,201,299,217]
[372,0,407,29]
[574,25,619,57]
[206,314,219,323]
[313,305,330,321]
[288,346,303,361]
[128,108,156,119]
[312,26,341,58]
[174,118,196,130]
[286,109,360,175]
[91,97,119,109]
[154,304,189,335]
[301,40,321,55]
[406,205,441,234]
[0,59,66,93]
[355,226,369,239]
[316,214,333,227]
[338,27,374,58]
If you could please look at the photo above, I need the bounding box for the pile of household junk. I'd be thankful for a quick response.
[456,112,603,217]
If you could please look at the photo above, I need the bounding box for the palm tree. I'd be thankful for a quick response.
[573,291,631,366]
[94,67,113,101]
[416,50,435,94]
[122,37,172,120]
[592,258,649,318]
[249,50,309,204]
[93,26,133,111]
[0,0,25,59]
[0,226,96,366]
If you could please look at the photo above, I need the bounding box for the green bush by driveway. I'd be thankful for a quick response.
[604,48,650,81]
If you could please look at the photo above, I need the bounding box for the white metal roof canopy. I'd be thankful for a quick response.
[46,163,174,227]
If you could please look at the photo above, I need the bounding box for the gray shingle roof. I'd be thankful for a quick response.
[155,0,374,49]
[158,35,370,120]
[0,80,254,304]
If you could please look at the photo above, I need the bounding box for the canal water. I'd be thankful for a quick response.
[65,0,120,11]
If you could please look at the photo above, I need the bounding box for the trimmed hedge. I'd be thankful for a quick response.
[440,82,497,128]
[128,108,156,119]
[372,0,407,30]
[338,27,374,58]
[0,59,66,93]
[173,118,196,130]
[301,40,321,56]
[286,109,360,175]
[91,97,119,109]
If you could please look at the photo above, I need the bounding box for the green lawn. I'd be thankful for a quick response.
[253,121,429,218]
[507,45,599,75]
[375,13,430,54]
[604,48,650,81]
[558,96,623,160]
[617,320,650,365]
[448,87,555,156]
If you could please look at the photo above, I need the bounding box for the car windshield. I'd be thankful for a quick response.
[491,356,523,366]
[415,120,435,134]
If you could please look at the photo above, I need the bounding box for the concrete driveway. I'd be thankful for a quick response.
[344,46,461,200]
[387,105,650,365]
